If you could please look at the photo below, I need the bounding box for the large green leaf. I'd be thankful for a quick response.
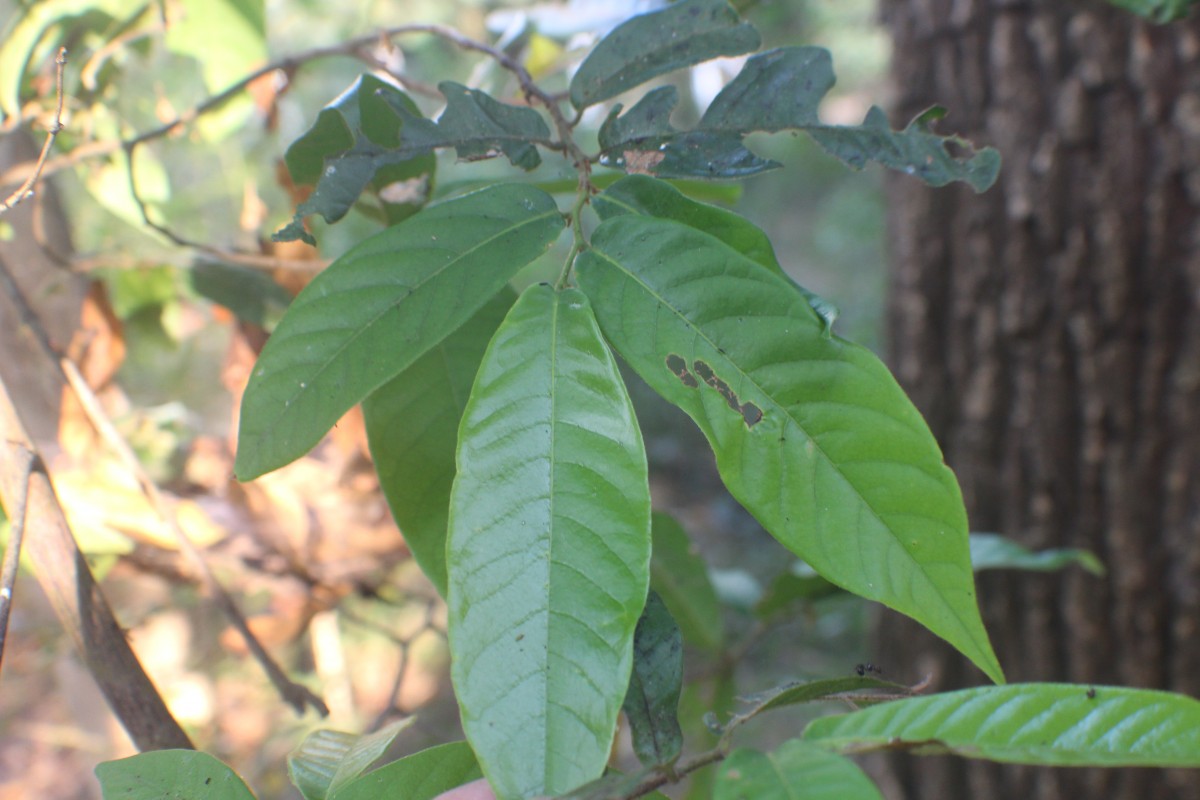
[575,215,1004,684]
[235,184,563,481]
[363,288,516,597]
[715,741,883,800]
[288,718,414,800]
[95,751,255,800]
[650,511,723,651]
[569,0,760,109]
[804,684,1200,767]
[597,48,999,190]
[447,285,651,799]
[331,742,482,800]
[276,74,437,244]
[622,591,684,767]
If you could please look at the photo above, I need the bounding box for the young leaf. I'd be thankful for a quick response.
[95,750,256,800]
[234,184,563,481]
[330,741,482,800]
[575,215,1004,684]
[447,285,652,798]
[715,741,883,800]
[969,533,1105,576]
[597,47,999,191]
[650,511,723,651]
[804,684,1200,768]
[363,288,516,597]
[276,74,436,243]
[622,591,684,767]
[569,0,761,109]
[289,718,414,800]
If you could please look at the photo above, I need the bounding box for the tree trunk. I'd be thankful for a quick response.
[876,2,1200,798]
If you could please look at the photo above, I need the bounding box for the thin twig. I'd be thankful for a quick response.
[0,48,68,215]
[0,443,36,677]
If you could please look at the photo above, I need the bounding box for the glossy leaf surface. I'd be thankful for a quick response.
[576,215,1003,684]
[332,742,481,800]
[95,751,255,800]
[289,718,413,800]
[235,184,562,481]
[804,684,1200,767]
[598,48,999,190]
[277,74,436,243]
[569,0,760,109]
[447,285,651,798]
[364,288,516,596]
[649,511,723,651]
[715,740,883,800]
[622,591,684,767]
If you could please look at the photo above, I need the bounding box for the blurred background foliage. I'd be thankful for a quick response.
[0,1,890,797]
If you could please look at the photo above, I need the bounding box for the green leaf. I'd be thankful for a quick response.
[715,741,883,800]
[597,47,999,191]
[1102,0,1196,21]
[804,684,1200,768]
[189,262,292,330]
[969,533,1105,576]
[95,750,256,800]
[622,591,684,767]
[575,215,1004,684]
[755,560,842,619]
[235,184,563,481]
[363,288,516,597]
[594,176,836,334]
[276,74,436,244]
[736,677,908,724]
[288,718,414,800]
[569,0,760,109]
[447,285,651,798]
[650,511,723,651]
[330,742,481,800]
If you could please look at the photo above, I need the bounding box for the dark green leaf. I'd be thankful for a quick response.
[96,750,255,800]
[804,684,1200,767]
[598,47,999,190]
[569,0,760,109]
[447,285,651,798]
[363,289,516,597]
[1103,0,1196,21]
[189,261,292,330]
[755,560,842,619]
[330,742,481,800]
[288,718,413,800]
[576,215,1004,684]
[594,176,836,333]
[235,184,563,481]
[736,677,908,723]
[650,511,723,651]
[715,741,883,800]
[434,82,551,168]
[277,74,436,243]
[970,533,1105,576]
[622,591,684,767]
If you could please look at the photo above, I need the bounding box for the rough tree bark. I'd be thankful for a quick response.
[876,2,1200,798]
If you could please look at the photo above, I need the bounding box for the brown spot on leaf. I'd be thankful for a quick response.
[665,354,698,388]
[692,360,763,429]
[624,149,666,175]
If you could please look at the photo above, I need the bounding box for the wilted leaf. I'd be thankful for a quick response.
[598,47,999,190]
[447,285,651,798]
[570,0,760,109]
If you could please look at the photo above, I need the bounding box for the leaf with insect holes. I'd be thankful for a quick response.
[447,285,651,798]
[804,684,1200,767]
[569,0,760,109]
[236,184,563,481]
[597,47,999,190]
[363,288,516,597]
[576,214,1004,684]
[716,741,883,800]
